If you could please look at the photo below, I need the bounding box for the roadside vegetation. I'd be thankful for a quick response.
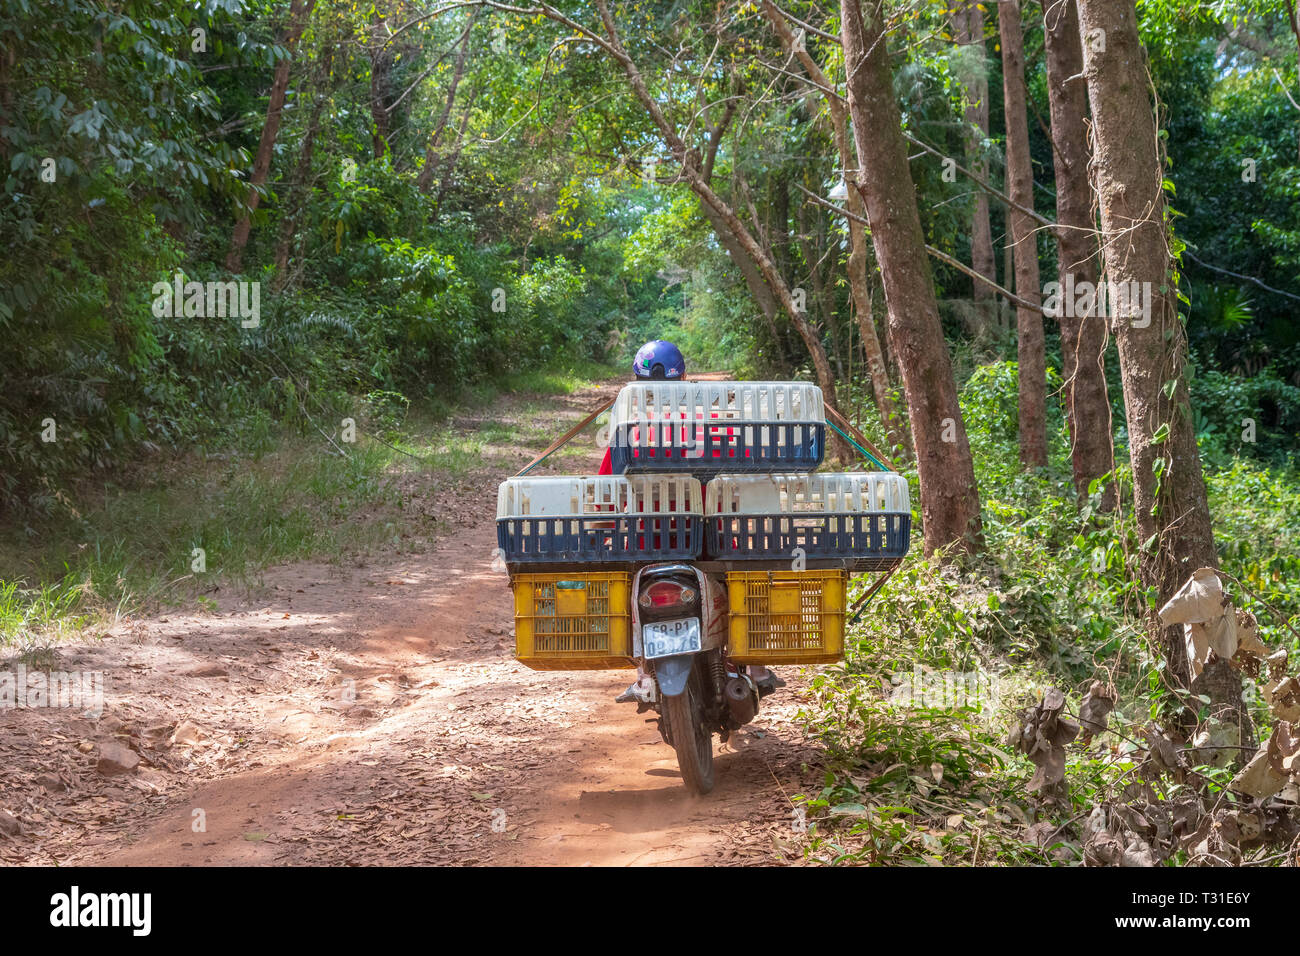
[797,360,1300,864]
[0,360,614,650]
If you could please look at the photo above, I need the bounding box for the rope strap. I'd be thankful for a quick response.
[514,396,616,477]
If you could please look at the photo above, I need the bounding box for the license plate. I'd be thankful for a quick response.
[642,617,701,659]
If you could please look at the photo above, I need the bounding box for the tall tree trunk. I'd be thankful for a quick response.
[434,80,481,209]
[997,0,1047,469]
[841,0,983,555]
[369,11,395,159]
[847,185,911,457]
[418,9,478,192]
[271,89,326,290]
[954,1,998,301]
[759,0,909,456]
[1041,0,1115,506]
[1076,0,1239,727]
[225,0,316,274]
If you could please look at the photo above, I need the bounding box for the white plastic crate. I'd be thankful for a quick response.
[610,381,824,426]
[705,473,910,515]
[705,472,911,569]
[497,475,702,519]
[607,381,825,472]
[496,475,704,564]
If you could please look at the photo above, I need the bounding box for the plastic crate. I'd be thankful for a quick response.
[726,570,846,664]
[497,475,703,563]
[608,381,824,474]
[705,473,911,570]
[513,572,634,670]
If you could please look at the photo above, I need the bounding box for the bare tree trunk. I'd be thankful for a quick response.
[1077,0,1238,726]
[1042,0,1115,506]
[272,90,326,290]
[954,1,998,301]
[841,0,983,555]
[226,0,316,274]
[434,80,480,208]
[695,100,787,367]
[998,0,1047,469]
[418,9,479,192]
[369,10,395,159]
[760,0,909,456]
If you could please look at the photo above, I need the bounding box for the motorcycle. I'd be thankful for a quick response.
[630,562,768,795]
[499,380,908,797]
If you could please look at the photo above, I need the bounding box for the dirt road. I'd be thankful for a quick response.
[1,381,825,866]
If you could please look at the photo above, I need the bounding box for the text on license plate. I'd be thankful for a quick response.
[643,617,702,659]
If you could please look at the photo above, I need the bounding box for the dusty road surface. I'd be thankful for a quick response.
[1,381,828,866]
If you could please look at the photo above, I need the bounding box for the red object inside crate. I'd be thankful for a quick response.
[599,411,747,475]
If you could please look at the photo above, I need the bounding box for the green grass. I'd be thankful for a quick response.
[794,361,1300,866]
[0,365,613,649]
[0,438,405,646]
[507,359,618,396]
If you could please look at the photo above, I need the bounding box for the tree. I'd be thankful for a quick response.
[997,0,1047,469]
[1041,0,1115,505]
[521,0,851,458]
[840,0,983,555]
[417,9,480,192]
[760,0,909,455]
[226,0,317,274]
[953,1,998,303]
[1076,0,1241,727]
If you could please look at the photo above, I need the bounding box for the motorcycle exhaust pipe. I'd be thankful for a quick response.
[725,676,758,726]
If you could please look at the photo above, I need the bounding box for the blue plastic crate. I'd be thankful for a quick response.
[608,420,824,474]
[608,381,825,475]
[497,514,702,563]
[705,512,910,569]
[703,473,911,569]
[496,475,704,564]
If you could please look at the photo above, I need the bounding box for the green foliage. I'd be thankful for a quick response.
[1190,367,1300,469]
[797,355,1300,864]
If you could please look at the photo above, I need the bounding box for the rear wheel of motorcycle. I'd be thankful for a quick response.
[665,675,715,795]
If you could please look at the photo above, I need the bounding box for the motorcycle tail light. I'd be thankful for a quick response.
[640,581,696,608]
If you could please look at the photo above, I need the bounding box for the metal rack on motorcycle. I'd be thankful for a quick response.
[607,381,825,475]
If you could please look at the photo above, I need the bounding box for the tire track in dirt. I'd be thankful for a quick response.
[2,381,826,866]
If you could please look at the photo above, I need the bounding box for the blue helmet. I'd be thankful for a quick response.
[633,340,686,380]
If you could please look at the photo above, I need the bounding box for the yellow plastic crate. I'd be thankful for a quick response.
[726,570,846,664]
[512,572,634,670]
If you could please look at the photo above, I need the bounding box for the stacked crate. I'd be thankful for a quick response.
[704,472,911,571]
[607,380,825,474]
[704,473,911,664]
[497,379,911,668]
[497,474,703,669]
